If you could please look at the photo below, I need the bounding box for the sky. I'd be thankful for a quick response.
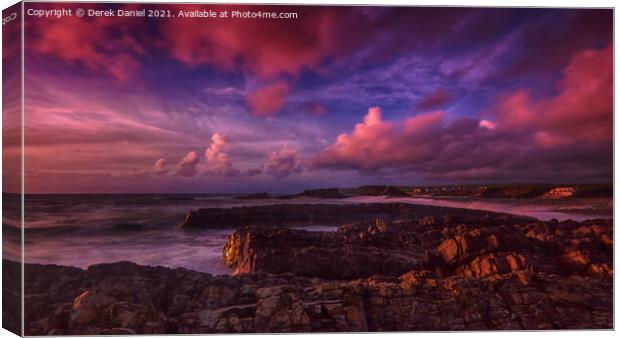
[13,4,613,193]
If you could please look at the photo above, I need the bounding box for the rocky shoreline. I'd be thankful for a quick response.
[181,202,532,228]
[21,204,613,334]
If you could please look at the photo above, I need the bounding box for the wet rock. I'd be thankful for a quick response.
[22,210,612,334]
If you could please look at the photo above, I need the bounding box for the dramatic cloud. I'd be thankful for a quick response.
[153,158,169,176]
[26,4,145,81]
[246,83,290,117]
[266,146,303,179]
[310,54,612,184]
[205,133,230,163]
[494,44,612,145]
[176,151,200,177]
[160,5,338,78]
[498,10,612,79]
[309,107,444,172]
[204,133,241,176]
[21,4,612,192]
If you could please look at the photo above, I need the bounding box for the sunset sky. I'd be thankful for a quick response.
[15,4,612,193]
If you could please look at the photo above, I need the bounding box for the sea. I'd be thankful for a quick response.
[2,193,612,275]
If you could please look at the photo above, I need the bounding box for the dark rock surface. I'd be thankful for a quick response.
[224,215,613,280]
[223,222,420,279]
[21,208,612,334]
[181,202,531,229]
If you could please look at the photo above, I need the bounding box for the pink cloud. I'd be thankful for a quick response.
[26,6,145,81]
[246,83,290,117]
[153,158,169,176]
[494,90,536,129]
[534,131,570,149]
[310,107,444,172]
[494,44,612,147]
[160,5,338,78]
[204,133,241,177]
[176,151,200,177]
[539,44,612,141]
[404,110,444,135]
[310,92,610,182]
[478,119,497,130]
[205,133,230,159]
[266,145,303,179]
[157,6,345,118]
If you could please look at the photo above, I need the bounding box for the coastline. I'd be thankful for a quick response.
[16,202,613,334]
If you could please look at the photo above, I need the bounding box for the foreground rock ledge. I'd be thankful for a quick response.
[21,215,612,334]
[21,260,612,334]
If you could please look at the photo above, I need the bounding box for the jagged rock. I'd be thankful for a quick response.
[70,291,114,326]
[22,255,612,334]
[20,207,613,334]
[437,233,501,265]
[224,225,420,279]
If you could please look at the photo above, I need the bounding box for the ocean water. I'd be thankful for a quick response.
[13,194,343,275]
[346,196,613,222]
[3,194,612,275]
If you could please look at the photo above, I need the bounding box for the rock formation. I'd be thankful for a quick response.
[22,204,612,334]
[223,223,421,279]
[224,215,612,280]
[181,202,529,229]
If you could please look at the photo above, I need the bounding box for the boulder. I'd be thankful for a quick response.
[70,291,114,326]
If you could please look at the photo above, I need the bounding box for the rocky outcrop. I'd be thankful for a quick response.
[181,202,531,229]
[21,205,613,333]
[223,222,420,279]
[23,255,612,334]
[224,215,611,280]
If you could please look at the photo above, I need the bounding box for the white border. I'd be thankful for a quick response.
[0,1,616,338]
